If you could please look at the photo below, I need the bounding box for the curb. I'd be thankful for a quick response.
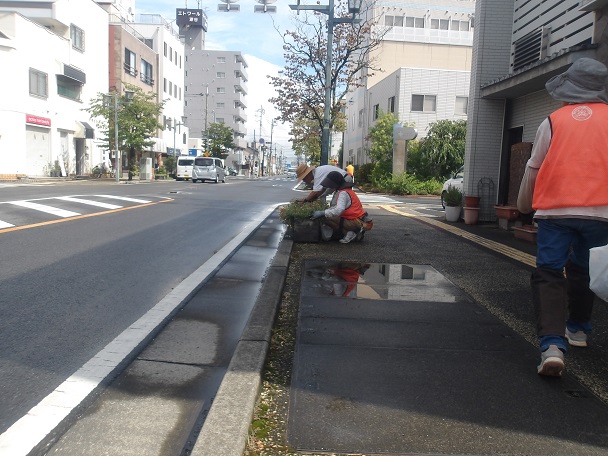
[190,237,293,456]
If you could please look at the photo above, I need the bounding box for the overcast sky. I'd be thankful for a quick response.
[136,0,296,157]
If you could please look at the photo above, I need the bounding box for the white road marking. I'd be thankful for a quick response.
[95,195,151,204]
[0,204,280,456]
[0,220,15,229]
[55,196,122,210]
[9,201,80,218]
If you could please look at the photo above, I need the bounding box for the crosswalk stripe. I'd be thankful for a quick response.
[10,201,80,218]
[0,221,15,229]
[55,196,122,210]
[96,195,151,203]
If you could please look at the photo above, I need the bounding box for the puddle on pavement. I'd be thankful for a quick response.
[302,260,459,302]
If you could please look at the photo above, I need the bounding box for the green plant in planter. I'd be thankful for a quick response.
[443,185,463,207]
[278,200,329,229]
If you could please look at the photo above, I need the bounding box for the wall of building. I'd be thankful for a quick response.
[0,0,109,177]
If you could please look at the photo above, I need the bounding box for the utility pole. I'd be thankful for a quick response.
[257,106,265,176]
[269,118,274,175]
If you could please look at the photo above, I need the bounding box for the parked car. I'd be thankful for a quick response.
[176,156,194,181]
[192,156,227,183]
[441,166,464,208]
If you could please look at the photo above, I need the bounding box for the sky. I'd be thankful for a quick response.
[136,0,297,158]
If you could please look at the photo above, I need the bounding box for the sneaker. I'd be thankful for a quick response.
[566,328,588,347]
[339,231,357,244]
[537,345,565,377]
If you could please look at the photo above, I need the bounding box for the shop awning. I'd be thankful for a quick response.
[75,121,95,139]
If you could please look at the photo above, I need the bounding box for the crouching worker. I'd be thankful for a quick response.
[309,171,372,244]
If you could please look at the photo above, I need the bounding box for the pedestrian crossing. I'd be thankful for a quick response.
[0,194,167,231]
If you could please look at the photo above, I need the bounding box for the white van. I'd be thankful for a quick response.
[192,156,227,183]
[176,156,194,181]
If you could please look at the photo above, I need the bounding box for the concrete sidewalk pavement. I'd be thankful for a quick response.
[193,200,608,455]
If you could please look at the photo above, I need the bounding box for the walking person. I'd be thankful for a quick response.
[517,57,608,377]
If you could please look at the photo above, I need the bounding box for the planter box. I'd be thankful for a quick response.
[445,205,461,222]
[291,219,322,243]
[513,225,537,243]
[495,205,520,221]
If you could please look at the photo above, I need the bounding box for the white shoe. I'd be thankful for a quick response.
[339,231,357,244]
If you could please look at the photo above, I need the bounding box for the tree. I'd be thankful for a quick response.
[417,120,467,180]
[85,84,164,169]
[206,122,236,158]
[269,1,386,155]
[367,110,400,164]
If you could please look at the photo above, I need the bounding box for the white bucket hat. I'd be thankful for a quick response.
[545,57,608,103]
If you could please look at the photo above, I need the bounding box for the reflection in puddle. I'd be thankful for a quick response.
[303,261,458,302]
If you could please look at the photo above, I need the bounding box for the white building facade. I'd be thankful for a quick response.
[0,1,109,177]
[343,0,475,166]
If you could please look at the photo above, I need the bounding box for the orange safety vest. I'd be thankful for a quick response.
[533,103,608,210]
[338,188,366,220]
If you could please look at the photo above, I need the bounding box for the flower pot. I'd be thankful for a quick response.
[464,196,480,207]
[463,206,480,225]
[444,205,461,222]
[291,219,322,243]
[495,205,520,220]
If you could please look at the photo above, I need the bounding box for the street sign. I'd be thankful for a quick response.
[259,138,265,144]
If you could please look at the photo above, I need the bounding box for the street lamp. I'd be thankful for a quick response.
[289,0,361,165]
[167,116,187,157]
[103,89,134,182]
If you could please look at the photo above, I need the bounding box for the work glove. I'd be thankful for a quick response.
[311,210,325,220]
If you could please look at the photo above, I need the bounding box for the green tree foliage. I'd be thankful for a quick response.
[206,122,236,158]
[415,119,466,180]
[85,84,164,167]
[367,111,400,164]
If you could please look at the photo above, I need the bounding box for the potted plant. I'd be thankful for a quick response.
[278,200,329,242]
[443,185,462,222]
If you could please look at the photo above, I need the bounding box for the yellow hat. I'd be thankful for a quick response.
[296,163,315,182]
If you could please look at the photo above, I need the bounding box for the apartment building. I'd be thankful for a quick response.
[0,0,109,177]
[343,0,475,166]
[464,0,607,220]
[130,14,189,158]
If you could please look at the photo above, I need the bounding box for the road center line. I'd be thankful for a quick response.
[0,203,279,456]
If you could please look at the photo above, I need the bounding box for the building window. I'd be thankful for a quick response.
[358,109,363,127]
[216,102,225,108]
[388,96,395,113]
[140,59,153,85]
[411,94,436,112]
[385,15,404,27]
[124,48,137,77]
[29,69,48,98]
[217,87,226,93]
[216,117,224,124]
[405,17,425,28]
[217,56,226,63]
[169,47,173,62]
[455,96,468,115]
[164,78,167,93]
[164,42,167,57]
[169,81,173,95]
[174,51,178,64]
[57,75,82,101]
[217,72,226,78]
[179,87,182,100]
[174,84,177,97]
[70,24,85,51]
[372,104,380,120]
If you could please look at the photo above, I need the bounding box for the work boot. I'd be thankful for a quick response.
[565,261,594,338]
[531,268,568,337]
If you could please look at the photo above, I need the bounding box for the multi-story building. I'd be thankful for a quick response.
[130,14,189,158]
[0,0,109,177]
[343,0,475,166]
[464,0,606,220]
[179,9,248,168]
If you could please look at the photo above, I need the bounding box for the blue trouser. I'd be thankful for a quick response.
[532,218,608,352]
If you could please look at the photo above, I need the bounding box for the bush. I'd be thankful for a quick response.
[355,163,374,184]
[278,200,329,228]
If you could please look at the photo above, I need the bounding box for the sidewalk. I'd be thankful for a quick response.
[194,200,608,456]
